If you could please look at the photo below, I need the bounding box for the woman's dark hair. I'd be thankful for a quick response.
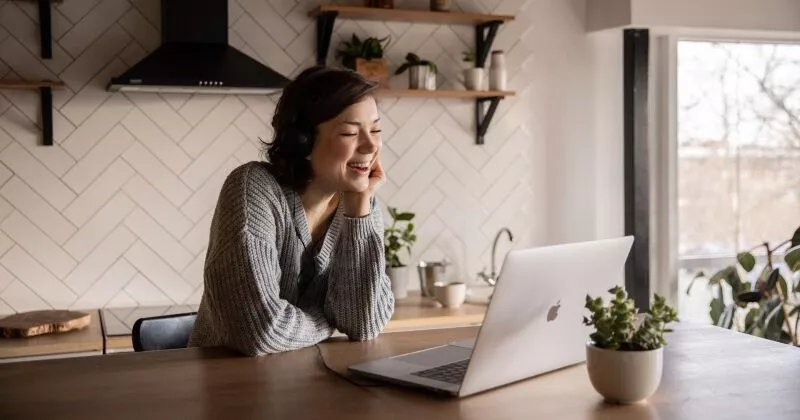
[264,66,378,191]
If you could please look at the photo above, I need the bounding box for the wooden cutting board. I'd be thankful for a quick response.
[0,310,91,338]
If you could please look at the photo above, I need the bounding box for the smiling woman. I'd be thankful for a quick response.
[188,66,395,356]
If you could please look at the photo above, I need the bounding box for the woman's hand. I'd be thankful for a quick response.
[343,157,384,217]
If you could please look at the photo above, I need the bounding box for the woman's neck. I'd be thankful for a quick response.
[300,182,339,238]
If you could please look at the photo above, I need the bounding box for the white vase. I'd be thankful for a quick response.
[408,66,429,90]
[463,68,485,91]
[489,50,507,91]
[425,72,436,90]
[585,342,664,404]
[387,266,409,299]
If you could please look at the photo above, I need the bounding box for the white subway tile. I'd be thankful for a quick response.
[60,24,132,92]
[123,176,193,239]
[106,289,138,308]
[180,96,245,158]
[56,0,102,24]
[124,274,172,306]
[0,108,76,177]
[62,93,134,160]
[64,226,136,295]
[0,262,15,293]
[119,6,159,52]
[64,193,136,260]
[181,209,213,256]
[1,212,77,279]
[435,140,490,196]
[124,209,193,272]
[389,127,444,185]
[63,125,135,193]
[1,246,76,308]
[63,159,135,227]
[122,142,192,207]
[0,36,58,81]
[178,95,223,127]
[181,252,205,287]
[181,158,240,223]
[70,259,137,310]
[0,178,76,244]
[59,0,130,57]
[122,108,191,174]
[0,280,50,312]
[180,126,245,190]
[125,93,191,142]
[238,0,297,48]
[0,3,72,74]
[61,59,128,127]
[124,241,193,304]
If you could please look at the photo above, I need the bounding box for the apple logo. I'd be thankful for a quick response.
[546,300,561,322]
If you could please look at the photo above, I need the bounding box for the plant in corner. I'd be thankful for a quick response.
[336,34,391,87]
[686,225,800,346]
[583,287,678,404]
[384,207,417,299]
[395,53,438,90]
[460,49,485,91]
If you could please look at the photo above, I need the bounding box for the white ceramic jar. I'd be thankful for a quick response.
[489,50,507,91]
[585,342,664,404]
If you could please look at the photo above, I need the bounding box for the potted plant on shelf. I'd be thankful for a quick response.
[336,34,390,87]
[686,225,800,346]
[583,286,678,404]
[461,49,484,91]
[366,0,394,9]
[384,206,417,299]
[395,53,438,90]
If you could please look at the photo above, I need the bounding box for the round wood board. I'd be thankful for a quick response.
[0,310,91,338]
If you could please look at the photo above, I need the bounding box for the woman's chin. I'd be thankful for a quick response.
[341,179,369,193]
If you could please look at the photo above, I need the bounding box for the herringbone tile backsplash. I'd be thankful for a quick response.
[0,0,535,313]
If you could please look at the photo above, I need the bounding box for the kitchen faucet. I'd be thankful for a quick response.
[477,227,514,287]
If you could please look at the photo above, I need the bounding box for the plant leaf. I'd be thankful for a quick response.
[737,252,756,272]
[396,212,414,221]
[744,308,759,332]
[784,245,800,273]
[766,269,781,291]
[709,297,725,325]
[779,275,789,299]
[791,226,800,248]
[717,304,736,329]
[789,305,800,317]
[709,266,734,286]
[686,271,705,295]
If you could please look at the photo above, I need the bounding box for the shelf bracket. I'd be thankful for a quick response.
[475,21,502,67]
[475,96,503,145]
[316,11,338,65]
[39,86,53,146]
[38,0,53,59]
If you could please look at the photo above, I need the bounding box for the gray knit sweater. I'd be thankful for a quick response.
[188,161,395,355]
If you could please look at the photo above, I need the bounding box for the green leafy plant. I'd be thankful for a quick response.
[687,226,800,346]
[462,49,475,63]
[394,53,438,75]
[336,34,390,70]
[583,287,678,351]
[384,207,417,268]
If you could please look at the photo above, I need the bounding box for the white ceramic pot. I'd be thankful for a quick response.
[408,66,430,90]
[387,266,409,299]
[463,68,485,91]
[585,342,663,404]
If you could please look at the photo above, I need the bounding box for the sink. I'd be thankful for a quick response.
[465,285,494,305]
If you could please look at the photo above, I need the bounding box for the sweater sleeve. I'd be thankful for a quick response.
[324,198,395,340]
[203,230,335,356]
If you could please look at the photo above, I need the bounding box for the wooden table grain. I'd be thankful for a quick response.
[0,322,798,420]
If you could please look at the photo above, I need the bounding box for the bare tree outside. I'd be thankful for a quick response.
[677,41,800,321]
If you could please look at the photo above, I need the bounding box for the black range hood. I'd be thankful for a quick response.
[108,0,290,94]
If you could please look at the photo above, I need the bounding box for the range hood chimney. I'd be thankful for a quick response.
[107,0,290,94]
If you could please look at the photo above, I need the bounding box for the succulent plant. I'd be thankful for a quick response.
[583,286,678,351]
[336,34,390,69]
[394,53,438,75]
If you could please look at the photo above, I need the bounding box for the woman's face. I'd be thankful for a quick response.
[309,97,382,193]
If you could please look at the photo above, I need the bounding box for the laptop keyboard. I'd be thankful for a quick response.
[410,359,469,384]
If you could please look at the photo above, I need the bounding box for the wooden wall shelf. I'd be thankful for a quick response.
[311,4,515,144]
[378,89,515,99]
[0,80,66,146]
[308,5,514,25]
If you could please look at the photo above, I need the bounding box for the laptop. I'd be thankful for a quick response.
[348,236,634,397]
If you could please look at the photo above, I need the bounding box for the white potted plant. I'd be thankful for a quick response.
[583,286,679,404]
[395,53,437,90]
[461,49,485,91]
[384,207,417,299]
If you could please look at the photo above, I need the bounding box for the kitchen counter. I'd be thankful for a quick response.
[0,291,487,360]
[0,310,103,363]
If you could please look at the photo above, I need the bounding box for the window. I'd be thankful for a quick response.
[677,40,800,322]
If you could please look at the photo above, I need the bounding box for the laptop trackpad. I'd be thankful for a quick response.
[393,345,472,368]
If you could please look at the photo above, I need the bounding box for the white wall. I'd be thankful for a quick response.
[0,0,626,313]
[588,0,800,33]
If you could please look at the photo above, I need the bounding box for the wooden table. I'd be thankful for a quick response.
[101,292,486,352]
[0,310,103,363]
[1,322,798,419]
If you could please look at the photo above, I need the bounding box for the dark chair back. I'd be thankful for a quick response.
[132,312,197,352]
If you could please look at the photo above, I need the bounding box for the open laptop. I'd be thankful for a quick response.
[348,236,634,397]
